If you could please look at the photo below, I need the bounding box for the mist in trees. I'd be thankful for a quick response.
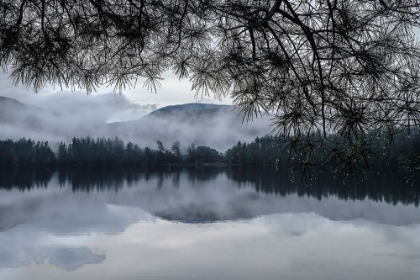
[1,130,420,180]
[54,137,226,166]
[2,1,420,170]
[0,138,55,166]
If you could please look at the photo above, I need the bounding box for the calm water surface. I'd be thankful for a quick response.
[0,167,419,280]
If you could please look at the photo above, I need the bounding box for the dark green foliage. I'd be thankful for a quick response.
[0,138,55,166]
[57,142,68,163]
[186,144,196,163]
[195,146,223,164]
[225,136,284,165]
[53,137,223,166]
[171,141,182,161]
[2,1,420,171]
[61,137,142,165]
[1,128,420,178]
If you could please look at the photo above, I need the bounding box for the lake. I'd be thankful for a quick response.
[0,166,419,280]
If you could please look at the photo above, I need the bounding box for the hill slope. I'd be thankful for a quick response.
[0,96,270,151]
[0,96,29,124]
[0,96,107,142]
[108,103,270,151]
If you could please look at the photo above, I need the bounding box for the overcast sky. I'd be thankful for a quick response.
[0,68,271,150]
[0,70,233,122]
[1,27,418,123]
[1,25,419,118]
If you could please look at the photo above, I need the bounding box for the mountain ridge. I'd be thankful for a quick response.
[107,102,270,151]
[107,103,237,125]
[0,96,270,151]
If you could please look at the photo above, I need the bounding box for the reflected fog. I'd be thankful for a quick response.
[0,167,419,280]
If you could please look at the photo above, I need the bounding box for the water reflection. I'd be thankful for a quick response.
[47,248,105,270]
[1,166,419,225]
[227,166,420,206]
[0,167,419,280]
[0,166,53,190]
[1,166,419,206]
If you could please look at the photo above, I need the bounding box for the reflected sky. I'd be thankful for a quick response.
[0,167,419,280]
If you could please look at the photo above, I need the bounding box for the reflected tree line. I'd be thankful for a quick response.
[0,166,418,206]
[0,166,53,190]
[226,167,420,207]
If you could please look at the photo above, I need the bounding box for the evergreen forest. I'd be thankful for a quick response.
[0,132,420,178]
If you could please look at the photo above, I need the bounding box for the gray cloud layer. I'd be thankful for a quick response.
[0,92,271,151]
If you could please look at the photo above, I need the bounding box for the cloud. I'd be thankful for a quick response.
[106,104,158,123]
[0,90,161,146]
[48,247,105,271]
[0,90,271,151]
[0,186,154,235]
[1,172,420,278]
[0,226,105,271]
[1,171,419,237]
[107,105,272,151]
[0,186,150,271]
[0,70,267,152]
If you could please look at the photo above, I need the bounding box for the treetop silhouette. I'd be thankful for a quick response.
[2,0,420,170]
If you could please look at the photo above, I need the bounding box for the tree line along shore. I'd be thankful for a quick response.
[0,133,419,177]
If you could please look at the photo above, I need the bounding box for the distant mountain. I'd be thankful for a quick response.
[146,103,233,116]
[108,103,271,151]
[0,96,270,151]
[0,96,50,133]
[0,96,26,108]
[0,96,29,124]
[138,103,237,125]
[0,96,108,143]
